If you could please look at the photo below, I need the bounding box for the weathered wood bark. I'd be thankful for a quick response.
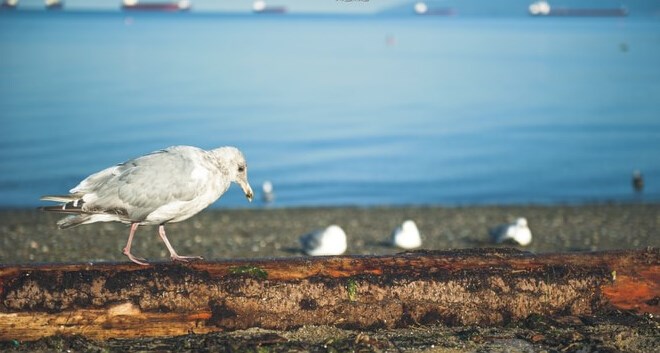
[0,248,657,341]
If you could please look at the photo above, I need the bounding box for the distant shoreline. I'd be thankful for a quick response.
[2,8,659,18]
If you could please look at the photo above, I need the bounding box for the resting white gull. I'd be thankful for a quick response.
[391,220,422,249]
[489,217,532,246]
[41,145,254,265]
[299,224,347,256]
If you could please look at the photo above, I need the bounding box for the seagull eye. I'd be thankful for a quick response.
[238,165,245,173]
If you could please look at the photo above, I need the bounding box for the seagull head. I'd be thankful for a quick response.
[515,218,528,227]
[402,220,418,232]
[213,146,254,202]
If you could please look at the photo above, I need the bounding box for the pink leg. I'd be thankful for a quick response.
[123,223,148,266]
[158,225,203,262]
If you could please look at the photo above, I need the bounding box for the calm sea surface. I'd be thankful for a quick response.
[1,12,659,208]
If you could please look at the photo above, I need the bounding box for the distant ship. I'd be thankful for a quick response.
[252,0,286,14]
[528,1,627,17]
[1,0,17,10]
[413,2,455,16]
[45,0,63,10]
[122,0,191,12]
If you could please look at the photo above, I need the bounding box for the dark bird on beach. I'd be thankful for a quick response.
[632,170,644,192]
[41,145,253,265]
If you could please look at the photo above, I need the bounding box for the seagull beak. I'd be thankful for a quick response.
[241,182,254,202]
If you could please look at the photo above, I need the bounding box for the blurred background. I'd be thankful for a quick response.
[1,0,660,208]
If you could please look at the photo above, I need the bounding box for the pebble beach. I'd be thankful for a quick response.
[1,203,657,264]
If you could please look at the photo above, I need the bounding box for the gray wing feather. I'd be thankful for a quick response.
[70,165,120,195]
[82,147,210,219]
[300,231,321,250]
[489,224,511,243]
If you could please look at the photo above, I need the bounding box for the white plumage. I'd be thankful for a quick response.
[41,145,254,265]
[489,217,532,246]
[261,180,275,203]
[299,224,347,256]
[391,220,422,249]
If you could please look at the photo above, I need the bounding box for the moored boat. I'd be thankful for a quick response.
[252,0,286,14]
[529,1,627,17]
[1,0,17,10]
[121,0,191,12]
[45,0,63,10]
[413,2,455,16]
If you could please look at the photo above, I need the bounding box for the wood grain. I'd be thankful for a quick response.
[0,248,657,341]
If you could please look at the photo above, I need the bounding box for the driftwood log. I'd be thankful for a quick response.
[0,248,657,342]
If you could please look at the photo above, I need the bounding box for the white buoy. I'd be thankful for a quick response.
[178,0,190,10]
[414,2,428,15]
[529,1,551,16]
[252,0,266,12]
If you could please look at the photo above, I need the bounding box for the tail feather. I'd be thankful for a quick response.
[57,215,92,229]
[40,194,85,214]
[41,194,89,228]
[40,194,81,203]
[39,205,83,214]
[42,193,128,227]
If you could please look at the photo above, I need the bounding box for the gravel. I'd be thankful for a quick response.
[0,203,658,263]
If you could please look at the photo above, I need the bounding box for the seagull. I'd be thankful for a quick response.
[299,224,347,256]
[489,218,532,246]
[632,170,644,192]
[391,220,422,249]
[261,180,275,203]
[41,145,253,265]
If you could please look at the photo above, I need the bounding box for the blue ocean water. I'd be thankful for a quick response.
[1,12,659,208]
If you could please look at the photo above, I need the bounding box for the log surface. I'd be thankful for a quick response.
[0,248,657,341]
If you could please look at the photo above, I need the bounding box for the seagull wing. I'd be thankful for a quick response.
[81,147,216,221]
[489,224,511,243]
[300,230,322,250]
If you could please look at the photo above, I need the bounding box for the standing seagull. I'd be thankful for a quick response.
[41,145,253,265]
[261,180,275,204]
[489,218,532,246]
